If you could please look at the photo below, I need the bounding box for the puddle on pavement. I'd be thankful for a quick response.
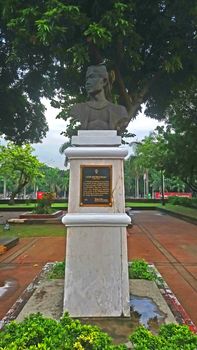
[0,279,17,298]
[130,295,165,330]
[80,295,166,344]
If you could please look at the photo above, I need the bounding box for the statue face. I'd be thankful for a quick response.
[85,66,107,95]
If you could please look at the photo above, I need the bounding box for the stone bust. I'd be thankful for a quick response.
[70,65,129,131]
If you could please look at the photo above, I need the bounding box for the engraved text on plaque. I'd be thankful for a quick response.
[80,165,112,206]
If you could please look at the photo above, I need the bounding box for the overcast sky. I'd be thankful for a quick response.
[32,99,163,169]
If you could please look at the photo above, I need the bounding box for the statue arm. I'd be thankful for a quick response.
[70,103,88,129]
[118,106,130,131]
[70,104,80,119]
[109,105,129,131]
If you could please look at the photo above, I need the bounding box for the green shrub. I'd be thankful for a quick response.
[129,259,157,281]
[34,192,56,214]
[129,324,197,350]
[168,196,197,209]
[0,313,127,350]
[1,314,196,349]
[0,313,65,350]
[168,196,181,205]
[48,261,65,279]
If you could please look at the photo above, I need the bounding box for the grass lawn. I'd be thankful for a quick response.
[158,203,197,220]
[0,202,157,209]
[126,202,158,207]
[0,202,196,222]
[0,224,66,237]
[0,203,68,209]
[0,203,36,208]
[52,203,68,208]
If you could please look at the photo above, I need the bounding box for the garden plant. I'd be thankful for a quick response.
[34,192,56,214]
[0,313,197,350]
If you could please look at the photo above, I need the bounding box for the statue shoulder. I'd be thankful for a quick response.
[108,102,128,116]
[70,102,87,117]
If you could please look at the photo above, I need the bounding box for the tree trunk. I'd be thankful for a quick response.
[9,191,18,205]
[9,180,29,205]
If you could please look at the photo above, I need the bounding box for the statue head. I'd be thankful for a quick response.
[85,65,110,98]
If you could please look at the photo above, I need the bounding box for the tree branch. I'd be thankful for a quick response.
[114,65,133,114]
[86,39,103,64]
[114,67,162,121]
[183,179,197,193]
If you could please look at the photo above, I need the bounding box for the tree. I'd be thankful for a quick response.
[0,143,44,203]
[36,165,69,197]
[158,85,197,193]
[0,3,50,144]
[1,1,196,140]
[124,158,136,197]
[125,153,186,198]
[135,110,197,193]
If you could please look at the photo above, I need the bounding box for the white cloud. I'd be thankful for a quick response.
[32,99,67,169]
[128,107,164,142]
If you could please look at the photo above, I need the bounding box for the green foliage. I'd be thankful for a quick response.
[0,313,196,350]
[134,95,197,195]
[0,313,66,350]
[48,261,65,279]
[129,324,197,350]
[1,0,197,142]
[135,134,167,171]
[168,197,197,209]
[0,143,44,202]
[0,4,49,143]
[36,165,69,196]
[124,157,136,196]
[129,259,157,281]
[84,23,112,47]
[0,313,126,349]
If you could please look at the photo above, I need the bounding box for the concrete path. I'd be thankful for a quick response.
[0,211,24,224]
[0,210,197,326]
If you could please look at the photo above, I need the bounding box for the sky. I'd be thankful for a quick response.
[32,99,163,169]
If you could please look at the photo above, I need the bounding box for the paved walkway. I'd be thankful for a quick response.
[0,211,197,325]
[128,211,197,326]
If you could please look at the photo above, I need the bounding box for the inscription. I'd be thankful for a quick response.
[80,166,112,206]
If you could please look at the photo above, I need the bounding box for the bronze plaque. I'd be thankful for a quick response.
[80,165,112,206]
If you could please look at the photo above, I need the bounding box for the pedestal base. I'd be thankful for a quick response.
[64,226,130,317]
[63,130,130,317]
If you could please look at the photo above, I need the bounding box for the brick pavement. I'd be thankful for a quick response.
[127,210,197,325]
[0,210,197,325]
[0,237,65,319]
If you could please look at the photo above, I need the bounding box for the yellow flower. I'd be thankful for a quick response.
[73,341,84,350]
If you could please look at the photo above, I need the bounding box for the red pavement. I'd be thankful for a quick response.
[0,237,65,319]
[0,211,197,325]
[127,211,197,326]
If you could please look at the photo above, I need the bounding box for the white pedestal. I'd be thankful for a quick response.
[62,131,130,317]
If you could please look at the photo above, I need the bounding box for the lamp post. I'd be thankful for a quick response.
[3,178,6,198]
[128,141,142,198]
[160,170,165,206]
[135,175,139,198]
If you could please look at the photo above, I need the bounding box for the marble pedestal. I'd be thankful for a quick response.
[62,131,130,317]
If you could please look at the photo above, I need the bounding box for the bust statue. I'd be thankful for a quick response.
[70,65,129,131]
